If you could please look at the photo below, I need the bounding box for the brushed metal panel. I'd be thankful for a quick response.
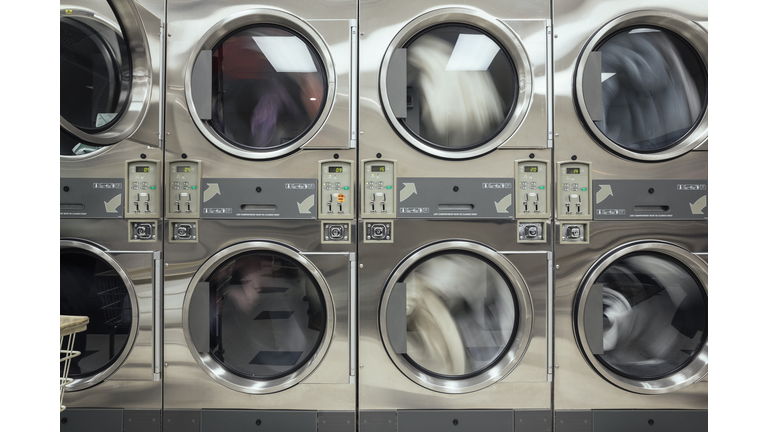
[593,410,708,432]
[123,410,162,432]
[60,409,122,432]
[553,220,707,410]
[358,219,550,410]
[60,219,162,410]
[515,410,552,432]
[163,220,355,410]
[317,411,355,432]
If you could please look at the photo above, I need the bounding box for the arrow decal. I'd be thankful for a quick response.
[596,185,614,204]
[297,195,315,214]
[204,183,221,202]
[690,195,707,215]
[494,194,512,213]
[400,183,417,202]
[104,195,122,213]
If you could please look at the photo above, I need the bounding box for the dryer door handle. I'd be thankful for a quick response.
[584,283,604,355]
[386,48,408,119]
[190,282,210,352]
[583,51,603,122]
[191,50,213,120]
[387,282,408,354]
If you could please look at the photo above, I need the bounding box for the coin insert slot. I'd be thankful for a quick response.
[437,204,475,211]
[633,205,670,212]
[241,204,279,211]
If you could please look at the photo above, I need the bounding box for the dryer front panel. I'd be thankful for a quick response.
[60,0,155,154]
[59,223,163,411]
[574,242,708,394]
[573,12,708,161]
[184,243,334,394]
[60,242,139,390]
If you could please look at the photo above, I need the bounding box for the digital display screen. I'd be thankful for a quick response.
[524,166,539,173]
[135,166,150,173]
[328,167,343,173]
[566,168,580,174]
[371,166,386,172]
[176,166,192,173]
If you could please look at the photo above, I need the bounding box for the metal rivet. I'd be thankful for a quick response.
[376,153,382,158]
[555,265,560,269]
[181,153,188,159]
[256,419,262,426]
[453,186,459,192]
[334,153,339,159]
[529,153,535,159]
[359,264,364,268]
[140,153,147,159]
[648,188,654,194]
[453,419,459,426]
[256,187,262,193]
[649,419,654,426]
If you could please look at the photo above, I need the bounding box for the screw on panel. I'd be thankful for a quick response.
[181,153,188,159]
[571,155,577,160]
[63,186,69,192]
[334,153,339,159]
[141,153,147,159]
[529,153,535,159]
[376,153,382,158]
[453,186,459,192]
[648,188,655,194]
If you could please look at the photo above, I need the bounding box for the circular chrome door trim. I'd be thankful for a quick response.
[575,241,708,394]
[60,239,139,391]
[574,11,708,161]
[182,241,335,394]
[184,8,336,160]
[59,3,152,153]
[378,7,534,160]
[379,240,534,394]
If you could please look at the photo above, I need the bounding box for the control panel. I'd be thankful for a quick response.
[361,159,396,218]
[167,160,201,219]
[125,160,160,218]
[319,160,354,220]
[557,161,591,219]
[515,159,550,219]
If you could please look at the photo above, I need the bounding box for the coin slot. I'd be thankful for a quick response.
[240,204,278,211]
[437,204,475,211]
[633,205,670,213]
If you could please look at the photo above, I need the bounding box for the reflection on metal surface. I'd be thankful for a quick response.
[403,254,516,377]
[596,28,705,151]
[404,28,513,148]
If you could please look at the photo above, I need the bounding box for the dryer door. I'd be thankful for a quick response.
[59,240,140,390]
[379,241,533,394]
[575,11,708,161]
[184,242,336,394]
[575,242,708,394]
[60,1,152,155]
[379,8,534,159]
[186,9,337,160]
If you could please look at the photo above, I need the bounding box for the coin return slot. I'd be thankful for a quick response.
[437,204,475,211]
[633,205,670,213]
[241,204,278,211]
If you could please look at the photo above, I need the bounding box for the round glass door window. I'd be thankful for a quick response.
[60,248,134,381]
[60,14,131,155]
[584,26,707,153]
[207,25,327,151]
[586,253,707,380]
[394,252,518,378]
[391,25,518,150]
[200,251,327,379]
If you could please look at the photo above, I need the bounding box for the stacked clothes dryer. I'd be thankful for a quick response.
[59,0,164,430]
[162,1,357,430]
[552,1,708,430]
[358,0,554,430]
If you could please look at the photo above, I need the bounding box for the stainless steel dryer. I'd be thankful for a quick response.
[60,0,163,220]
[552,0,707,181]
[358,219,552,432]
[60,219,163,431]
[164,0,357,221]
[162,219,356,431]
[359,0,552,224]
[553,219,707,431]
